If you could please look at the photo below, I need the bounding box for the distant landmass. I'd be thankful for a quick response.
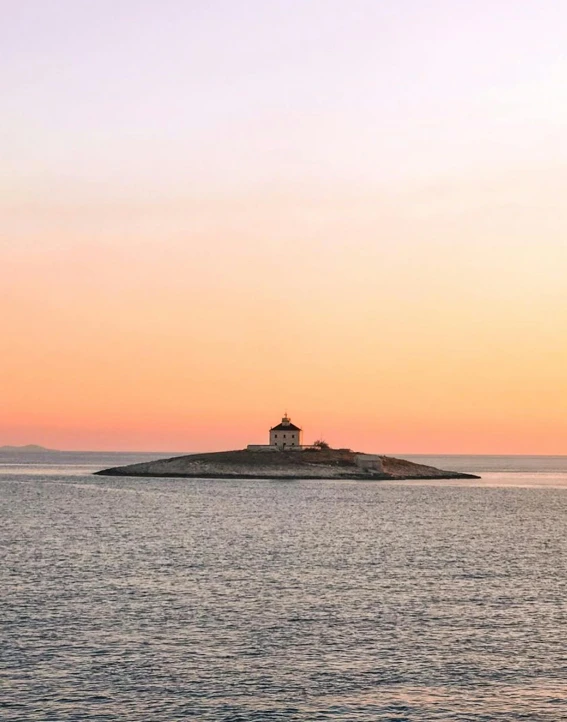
[0,444,55,452]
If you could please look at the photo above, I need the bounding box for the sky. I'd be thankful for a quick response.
[2,0,566,453]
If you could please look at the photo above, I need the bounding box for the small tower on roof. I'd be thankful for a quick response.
[269,413,302,450]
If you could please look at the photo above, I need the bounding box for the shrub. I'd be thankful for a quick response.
[313,439,330,449]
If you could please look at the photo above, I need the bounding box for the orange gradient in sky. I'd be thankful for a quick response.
[2,172,566,453]
[2,2,567,453]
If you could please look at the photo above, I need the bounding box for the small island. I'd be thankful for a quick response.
[0,444,55,452]
[95,415,479,481]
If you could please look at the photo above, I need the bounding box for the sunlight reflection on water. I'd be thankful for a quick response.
[2,454,567,721]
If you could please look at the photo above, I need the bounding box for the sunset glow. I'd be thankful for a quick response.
[2,1,566,452]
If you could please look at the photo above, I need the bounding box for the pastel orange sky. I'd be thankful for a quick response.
[2,1,566,453]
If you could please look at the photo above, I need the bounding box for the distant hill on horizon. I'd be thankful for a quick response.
[0,444,56,452]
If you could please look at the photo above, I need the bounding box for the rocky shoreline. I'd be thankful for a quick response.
[94,448,480,480]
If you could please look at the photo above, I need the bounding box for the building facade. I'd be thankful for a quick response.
[269,414,303,449]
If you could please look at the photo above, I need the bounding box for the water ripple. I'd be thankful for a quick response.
[2,463,567,720]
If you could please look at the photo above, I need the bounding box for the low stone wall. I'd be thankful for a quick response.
[246,445,320,452]
[354,454,385,473]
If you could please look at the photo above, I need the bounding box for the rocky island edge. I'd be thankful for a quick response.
[94,448,479,480]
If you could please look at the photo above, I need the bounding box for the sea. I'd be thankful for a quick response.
[2,451,567,721]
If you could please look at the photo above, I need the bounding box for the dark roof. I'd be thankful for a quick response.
[270,422,301,431]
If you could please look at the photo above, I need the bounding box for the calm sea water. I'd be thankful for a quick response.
[2,452,567,721]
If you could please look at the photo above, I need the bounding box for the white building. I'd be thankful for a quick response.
[269,414,303,450]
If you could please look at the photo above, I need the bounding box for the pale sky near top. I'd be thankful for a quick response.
[4,1,567,193]
[2,1,566,452]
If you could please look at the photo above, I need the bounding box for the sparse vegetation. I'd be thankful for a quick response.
[313,439,330,449]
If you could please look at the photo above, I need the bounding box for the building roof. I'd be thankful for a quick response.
[270,422,301,432]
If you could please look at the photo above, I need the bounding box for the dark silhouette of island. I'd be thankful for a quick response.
[95,447,479,480]
[0,444,55,452]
